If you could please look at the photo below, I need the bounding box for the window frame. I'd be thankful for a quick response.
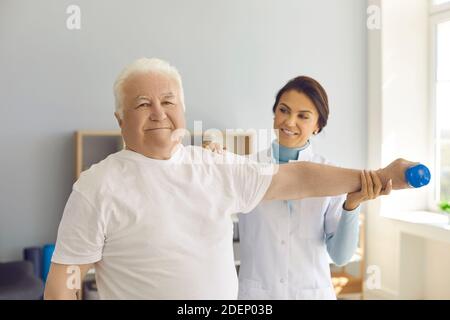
[430,3,450,209]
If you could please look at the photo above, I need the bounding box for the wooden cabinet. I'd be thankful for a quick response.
[74,131,124,180]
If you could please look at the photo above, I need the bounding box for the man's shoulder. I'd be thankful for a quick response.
[73,151,123,194]
[182,145,249,165]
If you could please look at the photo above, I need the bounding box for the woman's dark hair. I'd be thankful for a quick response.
[272,76,329,134]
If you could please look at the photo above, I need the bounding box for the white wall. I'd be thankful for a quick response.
[0,0,367,261]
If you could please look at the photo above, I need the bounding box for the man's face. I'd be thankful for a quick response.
[115,72,186,159]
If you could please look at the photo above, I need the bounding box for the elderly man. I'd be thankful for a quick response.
[44,58,416,300]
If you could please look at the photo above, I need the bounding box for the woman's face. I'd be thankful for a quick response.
[273,90,320,148]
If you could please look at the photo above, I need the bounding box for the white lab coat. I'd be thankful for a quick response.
[238,143,346,300]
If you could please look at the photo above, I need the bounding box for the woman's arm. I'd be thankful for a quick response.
[326,171,391,266]
[326,203,361,266]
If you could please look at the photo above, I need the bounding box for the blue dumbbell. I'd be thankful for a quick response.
[405,164,431,188]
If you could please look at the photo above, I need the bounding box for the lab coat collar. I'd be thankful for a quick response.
[271,140,314,163]
[293,141,313,162]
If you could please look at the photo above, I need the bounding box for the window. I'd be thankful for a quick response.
[431,0,450,14]
[431,2,450,205]
[434,0,450,5]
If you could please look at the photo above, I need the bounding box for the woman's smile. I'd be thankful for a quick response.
[280,128,300,137]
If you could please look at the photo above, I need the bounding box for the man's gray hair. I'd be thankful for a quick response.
[113,57,185,118]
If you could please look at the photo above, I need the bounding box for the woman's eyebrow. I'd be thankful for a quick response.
[280,103,313,113]
[280,103,291,110]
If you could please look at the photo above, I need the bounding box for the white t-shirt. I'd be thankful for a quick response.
[52,145,273,299]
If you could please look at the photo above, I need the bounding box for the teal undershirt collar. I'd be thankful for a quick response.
[272,140,310,164]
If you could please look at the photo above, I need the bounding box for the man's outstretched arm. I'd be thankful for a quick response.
[263,158,417,201]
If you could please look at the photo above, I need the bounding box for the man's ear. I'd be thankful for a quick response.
[114,112,123,128]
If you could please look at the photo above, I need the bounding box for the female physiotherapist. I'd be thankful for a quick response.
[236,76,391,300]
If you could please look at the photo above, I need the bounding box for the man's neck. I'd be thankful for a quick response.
[126,144,180,160]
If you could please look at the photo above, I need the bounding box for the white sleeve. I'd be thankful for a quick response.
[52,190,106,265]
[231,160,273,214]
